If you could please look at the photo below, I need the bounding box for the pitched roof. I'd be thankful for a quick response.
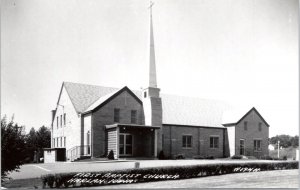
[63,82,118,113]
[161,94,229,127]
[222,107,270,127]
[84,86,142,113]
[61,82,248,128]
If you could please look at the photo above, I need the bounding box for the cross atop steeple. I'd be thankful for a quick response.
[148,0,157,88]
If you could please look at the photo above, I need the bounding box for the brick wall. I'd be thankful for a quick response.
[162,125,226,158]
[91,90,144,157]
[235,109,269,157]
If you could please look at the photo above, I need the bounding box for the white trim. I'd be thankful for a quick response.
[116,127,119,159]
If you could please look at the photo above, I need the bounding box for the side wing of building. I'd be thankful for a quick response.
[51,85,81,161]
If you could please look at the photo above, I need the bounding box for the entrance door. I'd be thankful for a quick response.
[240,139,245,155]
[119,134,133,156]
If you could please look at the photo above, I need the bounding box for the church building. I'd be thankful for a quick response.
[48,4,269,162]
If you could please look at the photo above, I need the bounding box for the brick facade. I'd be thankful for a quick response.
[90,90,144,157]
[234,109,269,157]
[162,125,229,158]
[51,84,269,161]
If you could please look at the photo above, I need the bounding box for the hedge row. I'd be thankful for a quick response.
[41,161,298,188]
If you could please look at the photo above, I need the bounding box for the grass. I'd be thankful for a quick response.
[2,178,43,189]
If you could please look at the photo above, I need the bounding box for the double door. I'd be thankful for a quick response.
[119,133,132,156]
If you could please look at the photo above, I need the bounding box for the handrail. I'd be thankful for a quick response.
[66,145,91,161]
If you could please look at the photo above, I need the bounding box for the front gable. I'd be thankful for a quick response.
[236,107,269,127]
[84,86,142,115]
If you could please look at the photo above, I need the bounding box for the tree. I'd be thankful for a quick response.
[25,127,37,162]
[1,116,27,180]
[270,135,298,148]
[25,126,51,162]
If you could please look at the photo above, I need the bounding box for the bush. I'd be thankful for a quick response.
[283,156,287,160]
[175,154,185,159]
[205,155,215,160]
[193,155,205,159]
[193,155,214,159]
[107,150,114,160]
[231,155,243,159]
[158,150,165,160]
[260,155,273,160]
[41,161,299,188]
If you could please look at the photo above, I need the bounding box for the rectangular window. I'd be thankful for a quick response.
[114,108,120,122]
[258,122,262,131]
[182,135,192,148]
[240,139,245,155]
[210,136,219,148]
[64,113,66,126]
[56,116,58,128]
[244,121,248,131]
[60,115,62,127]
[64,137,66,147]
[53,138,55,148]
[131,110,137,124]
[60,137,62,147]
[56,137,59,147]
[254,140,262,151]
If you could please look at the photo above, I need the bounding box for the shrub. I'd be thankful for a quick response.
[283,156,287,160]
[231,155,243,159]
[175,154,185,159]
[107,150,114,160]
[193,155,205,159]
[41,161,299,188]
[158,150,165,160]
[205,155,215,160]
[260,155,273,160]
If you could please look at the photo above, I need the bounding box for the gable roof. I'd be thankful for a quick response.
[161,94,229,127]
[63,82,118,113]
[60,82,266,128]
[83,86,142,114]
[223,107,270,127]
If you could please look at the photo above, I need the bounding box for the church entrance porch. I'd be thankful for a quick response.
[105,124,161,159]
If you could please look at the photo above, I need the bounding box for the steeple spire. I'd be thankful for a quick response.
[149,1,157,88]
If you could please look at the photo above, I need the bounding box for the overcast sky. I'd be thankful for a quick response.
[1,0,298,137]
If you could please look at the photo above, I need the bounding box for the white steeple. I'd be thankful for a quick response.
[149,1,157,88]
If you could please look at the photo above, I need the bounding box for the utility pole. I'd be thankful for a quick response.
[277,140,280,158]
